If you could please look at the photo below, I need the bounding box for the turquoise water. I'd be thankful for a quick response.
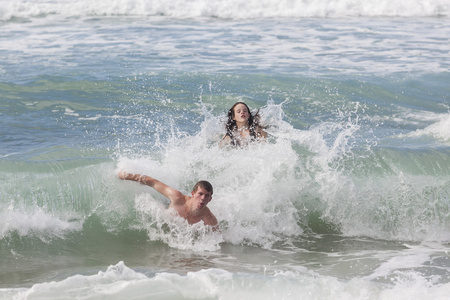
[1,0,450,298]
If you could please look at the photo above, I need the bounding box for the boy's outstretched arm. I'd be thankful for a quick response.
[118,170,185,204]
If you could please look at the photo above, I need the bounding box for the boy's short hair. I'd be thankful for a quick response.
[193,180,213,195]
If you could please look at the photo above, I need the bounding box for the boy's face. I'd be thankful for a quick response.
[191,186,212,210]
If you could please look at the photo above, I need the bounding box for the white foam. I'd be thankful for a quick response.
[64,107,79,117]
[115,101,362,248]
[408,113,450,143]
[0,207,82,239]
[1,0,448,21]
[113,100,450,246]
[133,193,224,251]
[4,261,450,300]
[1,11,448,76]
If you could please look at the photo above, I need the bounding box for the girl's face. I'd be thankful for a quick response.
[232,103,250,125]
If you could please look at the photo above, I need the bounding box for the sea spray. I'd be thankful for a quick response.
[133,194,224,251]
[114,101,357,248]
[111,97,450,249]
[1,93,448,248]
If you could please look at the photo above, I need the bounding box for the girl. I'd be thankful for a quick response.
[221,102,267,147]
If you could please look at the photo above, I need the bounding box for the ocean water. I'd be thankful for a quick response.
[1,0,450,299]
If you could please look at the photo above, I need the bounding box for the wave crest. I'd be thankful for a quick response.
[1,0,448,21]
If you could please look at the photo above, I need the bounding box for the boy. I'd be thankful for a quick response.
[118,170,218,229]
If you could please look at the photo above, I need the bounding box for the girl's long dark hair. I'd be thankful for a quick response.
[225,102,262,143]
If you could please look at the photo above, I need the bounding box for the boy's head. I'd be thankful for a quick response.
[193,181,213,195]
